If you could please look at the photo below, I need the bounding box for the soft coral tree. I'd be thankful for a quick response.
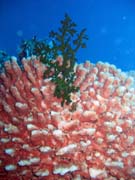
[12,14,89,105]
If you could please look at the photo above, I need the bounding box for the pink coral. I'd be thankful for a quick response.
[0,56,135,180]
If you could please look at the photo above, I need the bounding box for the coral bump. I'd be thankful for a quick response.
[0,56,135,180]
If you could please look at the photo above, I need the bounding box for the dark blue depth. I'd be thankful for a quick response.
[0,0,135,71]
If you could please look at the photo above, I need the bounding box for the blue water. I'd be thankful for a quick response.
[0,0,135,71]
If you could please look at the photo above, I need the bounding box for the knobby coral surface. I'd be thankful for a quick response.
[0,56,135,180]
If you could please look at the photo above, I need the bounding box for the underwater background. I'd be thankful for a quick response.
[0,0,135,71]
[1,1,135,179]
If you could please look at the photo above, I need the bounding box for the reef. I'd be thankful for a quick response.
[0,56,135,180]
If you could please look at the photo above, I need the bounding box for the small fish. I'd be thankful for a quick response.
[48,40,54,49]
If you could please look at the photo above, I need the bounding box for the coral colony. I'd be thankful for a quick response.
[0,14,135,180]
